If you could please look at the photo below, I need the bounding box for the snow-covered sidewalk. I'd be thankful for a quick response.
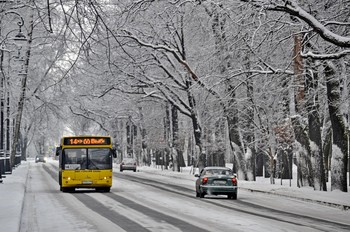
[0,161,29,232]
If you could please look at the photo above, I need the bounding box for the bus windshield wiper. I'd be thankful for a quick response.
[89,160,99,169]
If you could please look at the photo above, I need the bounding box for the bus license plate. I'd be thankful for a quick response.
[82,181,92,184]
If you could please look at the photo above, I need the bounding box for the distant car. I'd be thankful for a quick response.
[35,155,46,163]
[195,167,238,199]
[120,158,137,172]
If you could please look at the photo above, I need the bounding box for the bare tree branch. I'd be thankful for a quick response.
[245,0,350,47]
[301,49,350,60]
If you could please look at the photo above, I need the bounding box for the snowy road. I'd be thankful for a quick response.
[19,161,350,232]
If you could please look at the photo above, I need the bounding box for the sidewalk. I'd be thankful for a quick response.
[0,160,29,232]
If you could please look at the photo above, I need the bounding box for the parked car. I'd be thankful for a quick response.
[120,158,137,172]
[35,155,46,163]
[195,167,238,199]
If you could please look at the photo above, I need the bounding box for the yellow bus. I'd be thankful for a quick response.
[56,136,116,192]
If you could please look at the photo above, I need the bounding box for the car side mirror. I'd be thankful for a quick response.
[194,174,199,178]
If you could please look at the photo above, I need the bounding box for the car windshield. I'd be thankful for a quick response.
[122,158,135,164]
[203,169,232,176]
[63,148,112,170]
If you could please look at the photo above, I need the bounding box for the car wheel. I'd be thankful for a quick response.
[133,169,136,172]
[120,169,123,172]
[195,191,200,198]
[199,190,205,198]
[231,193,237,200]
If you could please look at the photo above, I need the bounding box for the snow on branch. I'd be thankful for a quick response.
[119,29,228,114]
[69,106,108,132]
[245,0,350,48]
[282,1,350,47]
[139,72,192,117]
[301,50,350,60]
[120,29,201,81]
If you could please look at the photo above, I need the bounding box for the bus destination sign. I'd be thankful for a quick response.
[63,137,111,146]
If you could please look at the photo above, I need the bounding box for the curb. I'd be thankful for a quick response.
[240,187,350,211]
[18,162,30,231]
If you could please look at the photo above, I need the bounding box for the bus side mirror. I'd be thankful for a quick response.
[55,147,61,156]
[112,148,117,158]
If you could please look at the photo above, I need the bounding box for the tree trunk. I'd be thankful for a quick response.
[322,124,332,183]
[164,103,171,168]
[139,107,149,166]
[268,147,275,184]
[291,33,315,188]
[186,80,205,172]
[226,86,248,180]
[171,104,180,172]
[214,118,226,167]
[291,116,313,187]
[325,62,348,192]
[244,70,256,181]
[21,135,27,161]
[305,62,327,191]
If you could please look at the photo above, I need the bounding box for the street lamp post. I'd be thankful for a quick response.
[0,10,27,173]
[5,10,26,42]
[0,47,4,180]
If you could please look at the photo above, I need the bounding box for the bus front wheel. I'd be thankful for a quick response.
[96,187,110,192]
[62,187,74,193]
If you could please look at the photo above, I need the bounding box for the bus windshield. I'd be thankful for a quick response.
[64,148,112,170]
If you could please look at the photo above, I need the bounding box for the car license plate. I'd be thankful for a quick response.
[213,180,226,185]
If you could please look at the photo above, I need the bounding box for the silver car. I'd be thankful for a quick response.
[195,167,238,199]
[35,155,46,163]
[120,158,137,172]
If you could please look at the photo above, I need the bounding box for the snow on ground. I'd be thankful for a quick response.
[0,161,28,232]
[0,158,349,232]
[130,163,350,209]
